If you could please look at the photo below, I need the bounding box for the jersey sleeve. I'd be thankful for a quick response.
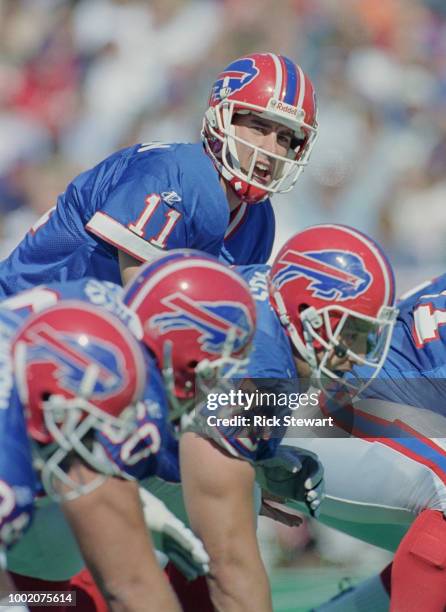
[398,273,446,315]
[85,174,189,263]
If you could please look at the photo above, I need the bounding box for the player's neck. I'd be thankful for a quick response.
[220,177,243,212]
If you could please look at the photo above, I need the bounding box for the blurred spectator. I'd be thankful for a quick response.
[1,0,446,284]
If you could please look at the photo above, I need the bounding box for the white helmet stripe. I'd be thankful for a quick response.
[269,53,283,100]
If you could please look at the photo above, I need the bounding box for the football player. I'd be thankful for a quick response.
[0,53,318,297]
[164,224,397,611]
[0,255,258,610]
[305,276,446,612]
[0,302,185,612]
[2,252,324,612]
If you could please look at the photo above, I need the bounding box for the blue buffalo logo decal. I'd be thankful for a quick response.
[26,324,124,397]
[211,58,259,102]
[274,249,372,301]
[149,292,252,354]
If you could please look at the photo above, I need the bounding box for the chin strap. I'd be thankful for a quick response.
[273,290,319,372]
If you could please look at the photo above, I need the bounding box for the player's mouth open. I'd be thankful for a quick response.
[252,161,272,185]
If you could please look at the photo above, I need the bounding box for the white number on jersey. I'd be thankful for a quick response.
[128,193,181,247]
[413,302,446,347]
[249,271,269,302]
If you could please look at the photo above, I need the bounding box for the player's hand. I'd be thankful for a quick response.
[255,445,324,518]
[139,488,210,580]
[260,493,303,526]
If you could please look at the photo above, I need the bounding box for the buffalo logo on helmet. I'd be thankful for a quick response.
[25,324,125,397]
[211,57,259,102]
[149,292,252,354]
[273,249,372,301]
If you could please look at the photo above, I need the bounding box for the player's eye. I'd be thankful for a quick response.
[278,131,293,145]
[252,123,268,134]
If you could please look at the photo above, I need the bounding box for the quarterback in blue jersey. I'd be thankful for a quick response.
[0,53,318,297]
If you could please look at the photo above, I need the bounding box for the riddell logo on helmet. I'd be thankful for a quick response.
[268,99,304,120]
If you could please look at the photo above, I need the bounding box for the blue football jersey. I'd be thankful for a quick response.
[1,279,180,483]
[221,203,275,265]
[204,265,297,462]
[1,278,139,334]
[0,143,274,297]
[398,272,446,315]
[320,291,446,472]
[97,351,179,483]
[347,292,446,415]
[0,309,36,551]
[239,265,297,380]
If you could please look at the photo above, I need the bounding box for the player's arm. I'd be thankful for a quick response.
[119,251,145,285]
[86,174,184,288]
[61,463,181,612]
[180,431,273,612]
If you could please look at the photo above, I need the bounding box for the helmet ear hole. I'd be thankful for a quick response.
[187,360,199,370]
[298,303,309,314]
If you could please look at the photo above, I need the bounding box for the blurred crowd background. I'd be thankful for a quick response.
[1,0,446,286]
[0,0,443,581]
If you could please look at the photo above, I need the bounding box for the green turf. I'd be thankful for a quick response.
[271,566,368,612]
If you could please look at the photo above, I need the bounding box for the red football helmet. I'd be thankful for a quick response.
[269,225,398,391]
[122,250,256,419]
[12,301,146,500]
[202,52,318,203]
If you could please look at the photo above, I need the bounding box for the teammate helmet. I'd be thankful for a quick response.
[122,250,256,419]
[12,302,146,499]
[269,225,398,391]
[202,52,318,204]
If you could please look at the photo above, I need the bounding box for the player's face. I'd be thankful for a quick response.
[232,113,294,186]
[325,318,372,374]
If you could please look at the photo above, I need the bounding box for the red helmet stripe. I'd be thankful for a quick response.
[279,250,363,286]
[27,324,115,383]
[161,293,245,336]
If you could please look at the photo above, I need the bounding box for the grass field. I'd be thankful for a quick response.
[271,566,369,611]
